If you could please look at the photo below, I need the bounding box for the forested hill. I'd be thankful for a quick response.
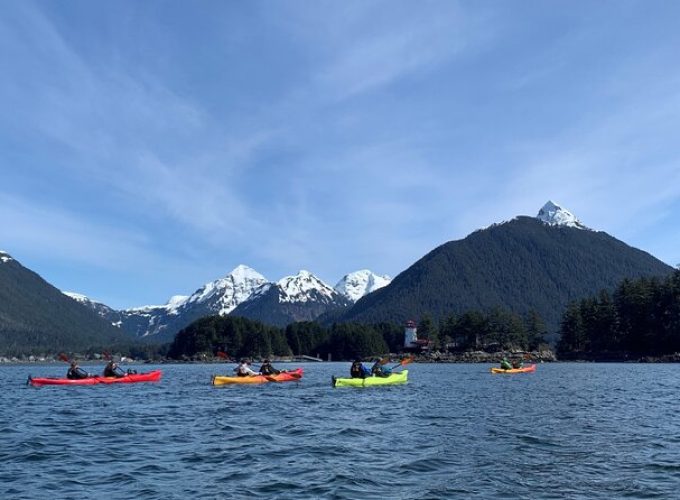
[339,217,673,333]
[0,252,131,355]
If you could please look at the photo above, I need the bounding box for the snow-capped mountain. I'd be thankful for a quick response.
[231,270,351,326]
[334,270,391,302]
[0,250,13,263]
[68,265,269,342]
[178,264,268,315]
[276,270,337,303]
[66,266,387,337]
[63,291,121,325]
[536,201,588,229]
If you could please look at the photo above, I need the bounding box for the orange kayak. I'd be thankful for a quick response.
[490,364,536,374]
[212,368,303,385]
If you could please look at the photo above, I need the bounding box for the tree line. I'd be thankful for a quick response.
[558,270,680,357]
[167,307,548,361]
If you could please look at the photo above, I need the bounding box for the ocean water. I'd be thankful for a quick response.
[1,362,678,499]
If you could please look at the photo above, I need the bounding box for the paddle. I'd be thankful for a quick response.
[58,353,92,378]
[389,355,414,371]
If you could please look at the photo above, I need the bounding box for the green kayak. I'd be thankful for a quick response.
[332,370,408,388]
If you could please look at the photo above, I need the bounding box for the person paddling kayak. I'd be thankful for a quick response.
[103,360,126,378]
[500,357,512,370]
[350,359,369,379]
[259,359,280,376]
[371,358,391,378]
[66,360,90,380]
[234,359,258,377]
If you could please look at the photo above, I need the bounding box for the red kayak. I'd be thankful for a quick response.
[28,370,162,387]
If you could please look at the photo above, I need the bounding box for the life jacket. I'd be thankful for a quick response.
[261,364,278,375]
[67,368,87,380]
[350,362,365,378]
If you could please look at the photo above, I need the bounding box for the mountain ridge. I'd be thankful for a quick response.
[0,252,131,355]
[338,214,673,333]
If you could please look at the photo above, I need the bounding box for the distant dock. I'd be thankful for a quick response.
[293,355,324,362]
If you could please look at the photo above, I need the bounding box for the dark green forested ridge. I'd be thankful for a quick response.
[167,307,548,361]
[558,270,680,358]
[339,217,673,334]
[0,254,133,355]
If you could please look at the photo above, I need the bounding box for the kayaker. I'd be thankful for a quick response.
[66,361,90,380]
[350,359,368,379]
[234,359,258,377]
[371,358,391,378]
[259,359,280,376]
[511,358,524,369]
[500,357,513,370]
[103,360,126,378]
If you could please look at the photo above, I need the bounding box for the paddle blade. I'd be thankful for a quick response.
[58,353,70,363]
[216,351,228,359]
[102,351,112,361]
[400,355,415,367]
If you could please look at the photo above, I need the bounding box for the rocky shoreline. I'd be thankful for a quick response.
[413,350,557,363]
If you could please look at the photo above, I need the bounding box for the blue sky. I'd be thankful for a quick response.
[2,1,679,309]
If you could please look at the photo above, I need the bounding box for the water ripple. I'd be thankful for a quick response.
[2,362,680,498]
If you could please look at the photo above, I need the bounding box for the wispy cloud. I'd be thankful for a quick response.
[2,0,679,305]
[0,193,152,269]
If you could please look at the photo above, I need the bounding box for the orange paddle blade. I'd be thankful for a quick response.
[400,355,415,366]
[58,353,70,363]
[216,351,228,359]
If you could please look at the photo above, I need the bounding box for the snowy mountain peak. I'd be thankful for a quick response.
[334,269,392,302]
[0,250,13,263]
[536,201,587,229]
[181,265,268,315]
[229,264,266,282]
[63,291,91,303]
[276,270,336,303]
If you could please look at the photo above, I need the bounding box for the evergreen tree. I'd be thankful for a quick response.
[524,310,547,350]
[418,314,439,349]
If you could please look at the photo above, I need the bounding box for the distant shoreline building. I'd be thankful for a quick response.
[403,320,432,352]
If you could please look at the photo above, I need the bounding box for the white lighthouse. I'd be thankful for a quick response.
[403,320,418,348]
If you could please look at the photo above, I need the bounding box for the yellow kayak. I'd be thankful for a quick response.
[332,370,408,387]
[490,364,536,374]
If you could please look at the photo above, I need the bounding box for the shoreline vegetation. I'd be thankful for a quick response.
[6,349,680,364]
